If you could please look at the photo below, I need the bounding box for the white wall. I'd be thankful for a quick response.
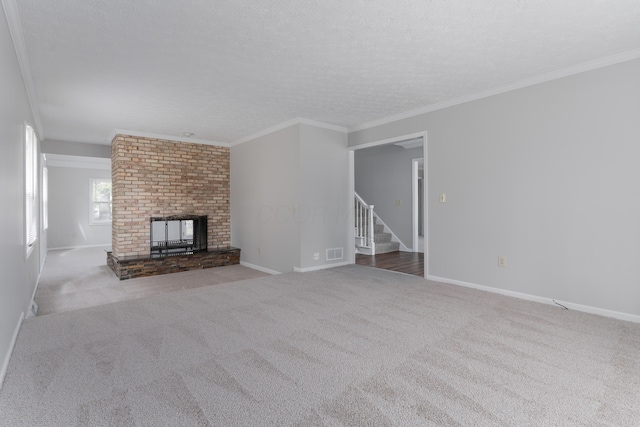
[231,123,349,273]
[231,125,301,273]
[47,166,112,249]
[0,5,41,384]
[349,57,640,319]
[298,124,349,270]
[354,144,422,247]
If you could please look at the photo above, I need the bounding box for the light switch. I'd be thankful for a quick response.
[440,193,446,203]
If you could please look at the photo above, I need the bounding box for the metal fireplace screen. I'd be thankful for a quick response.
[150,215,207,258]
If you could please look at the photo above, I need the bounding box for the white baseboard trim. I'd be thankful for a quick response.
[550,299,640,324]
[427,275,640,324]
[1,311,25,390]
[294,261,350,273]
[240,261,281,275]
[48,244,111,251]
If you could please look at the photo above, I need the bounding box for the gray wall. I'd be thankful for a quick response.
[0,7,41,381]
[355,144,422,248]
[47,166,112,249]
[298,124,349,269]
[349,57,640,317]
[231,123,349,273]
[41,139,111,158]
[231,125,301,273]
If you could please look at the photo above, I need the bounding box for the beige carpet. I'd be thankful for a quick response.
[35,247,268,315]
[2,265,640,425]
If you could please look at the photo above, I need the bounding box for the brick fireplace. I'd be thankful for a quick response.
[107,134,238,279]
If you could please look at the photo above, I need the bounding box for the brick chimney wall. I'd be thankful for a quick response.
[111,134,230,258]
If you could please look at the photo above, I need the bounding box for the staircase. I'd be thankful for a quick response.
[355,192,401,255]
[370,216,400,254]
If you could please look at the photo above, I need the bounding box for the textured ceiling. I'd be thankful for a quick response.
[13,0,640,144]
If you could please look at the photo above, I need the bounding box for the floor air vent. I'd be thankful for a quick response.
[326,247,344,261]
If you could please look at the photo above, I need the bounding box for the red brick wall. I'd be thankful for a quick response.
[111,134,230,258]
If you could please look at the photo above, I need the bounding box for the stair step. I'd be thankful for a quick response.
[374,232,392,243]
[374,224,384,233]
[375,242,400,254]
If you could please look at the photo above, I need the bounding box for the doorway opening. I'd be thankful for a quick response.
[348,131,428,278]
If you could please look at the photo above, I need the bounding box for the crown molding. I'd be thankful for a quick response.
[2,0,44,139]
[230,117,347,147]
[295,117,348,133]
[229,118,299,146]
[349,48,640,133]
[46,154,110,170]
[108,129,229,147]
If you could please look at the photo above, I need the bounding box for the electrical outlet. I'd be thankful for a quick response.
[313,252,320,261]
[498,256,507,267]
[440,193,446,203]
[258,247,261,255]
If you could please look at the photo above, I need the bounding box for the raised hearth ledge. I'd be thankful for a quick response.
[107,247,240,280]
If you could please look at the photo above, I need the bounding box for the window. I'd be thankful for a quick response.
[182,220,193,239]
[42,165,48,230]
[25,124,38,254]
[90,179,112,225]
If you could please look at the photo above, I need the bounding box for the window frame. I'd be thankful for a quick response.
[89,178,113,226]
[42,164,48,231]
[25,123,38,257]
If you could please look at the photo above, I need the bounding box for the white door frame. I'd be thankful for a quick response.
[348,131,428,278]
[411,158,420,253]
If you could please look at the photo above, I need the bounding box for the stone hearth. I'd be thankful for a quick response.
[107,247,240,280]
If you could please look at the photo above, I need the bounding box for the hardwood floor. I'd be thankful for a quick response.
[355,251,424,277]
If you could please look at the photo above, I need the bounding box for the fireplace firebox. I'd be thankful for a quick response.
[150,215,207,258]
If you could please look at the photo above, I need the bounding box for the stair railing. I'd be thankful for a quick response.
[354,192,375,254]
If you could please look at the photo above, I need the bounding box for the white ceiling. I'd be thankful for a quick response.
[10,0,640,145]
